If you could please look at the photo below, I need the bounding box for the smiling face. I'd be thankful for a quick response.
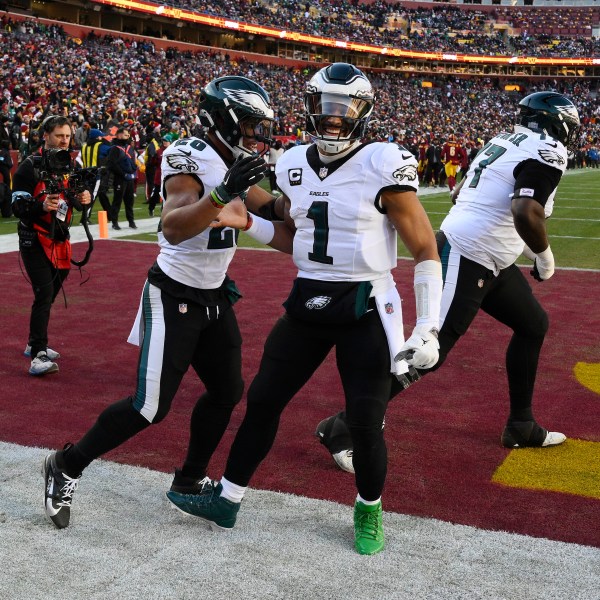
[304,65,375,155]
[238,115,274,153]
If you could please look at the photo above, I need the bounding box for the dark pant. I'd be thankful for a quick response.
[111,175,135,224]
[63,283,244,478]
[96,169,113,220]
[225,310,392,501]
[390,235,549,418]
[20,238,69,357]
[145,166,157,202]
[148,182,161,214]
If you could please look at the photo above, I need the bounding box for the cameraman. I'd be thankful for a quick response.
[11,116,91,376]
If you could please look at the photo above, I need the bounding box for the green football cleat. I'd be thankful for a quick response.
[166,482,240,530]
[354,499,385,555]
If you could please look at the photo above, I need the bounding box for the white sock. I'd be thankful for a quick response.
[357,494,381,506]
[220,477,246,503]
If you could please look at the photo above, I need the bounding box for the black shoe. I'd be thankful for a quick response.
[129,222,137,229]
[169,469,214,495]
[315,412,354,473]
[149,209,154,217]
[42,446,81,529]
[501,420,566,448]
[112,222,121,230]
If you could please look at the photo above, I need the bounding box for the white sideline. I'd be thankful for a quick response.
[0,216,162,255]
[2,441,599,600]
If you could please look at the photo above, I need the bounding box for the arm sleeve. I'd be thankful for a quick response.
[512,159,562,208]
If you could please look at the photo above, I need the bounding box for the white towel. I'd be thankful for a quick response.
[127,285,145,346]
[374,286,409,377]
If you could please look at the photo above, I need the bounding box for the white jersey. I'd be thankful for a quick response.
[441,126,567,273]
[157,137,236,289]
[276,142,419,285]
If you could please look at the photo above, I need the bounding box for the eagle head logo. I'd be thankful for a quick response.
[393,164,418,182]
[305,296,332,310]
[538,148,565,166]
[166,152,199,172]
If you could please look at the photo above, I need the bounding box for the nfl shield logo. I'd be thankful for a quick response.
[385,302,394,314]
[319,167,328,179]
[477,279,484,288]
[179,303,188,314]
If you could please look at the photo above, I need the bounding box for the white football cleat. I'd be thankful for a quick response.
[332,450,354,474]
[542,431,567,447]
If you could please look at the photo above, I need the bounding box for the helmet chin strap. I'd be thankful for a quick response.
[213,130,251,160]
[315,137,358,155]
[231,138,255,159]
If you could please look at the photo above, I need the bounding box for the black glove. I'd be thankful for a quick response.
[212,155,267,205]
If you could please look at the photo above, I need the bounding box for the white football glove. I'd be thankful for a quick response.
[531,246,554,282]
[395,324,440,370]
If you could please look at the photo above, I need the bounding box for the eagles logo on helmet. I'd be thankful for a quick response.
[198,76,275,159]
[517,91,581,151]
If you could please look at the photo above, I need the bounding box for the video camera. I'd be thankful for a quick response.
[34,148,99,211]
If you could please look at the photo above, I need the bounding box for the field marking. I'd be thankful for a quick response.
[425,211,600,225]
[493,439,600,500]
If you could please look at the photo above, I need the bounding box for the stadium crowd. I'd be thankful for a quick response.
[124,0,600,56]
[1,16,599,175]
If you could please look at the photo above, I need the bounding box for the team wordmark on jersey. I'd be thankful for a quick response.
[393,164,418,182]
[538,148,565,165]
[166,153,200,172]
[288,168,303,186]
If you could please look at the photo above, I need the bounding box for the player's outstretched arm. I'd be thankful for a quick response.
[382,189,442,369]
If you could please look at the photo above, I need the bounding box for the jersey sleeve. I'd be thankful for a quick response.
[378,143,420,193]
[161,137,211,181]
[512,158,562,208]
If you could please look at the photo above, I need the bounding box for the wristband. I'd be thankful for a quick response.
[243,213,275,245]
[242,213,254,231]
[414,259,443,330]
[209,190,225,208]
[210,183,232,206]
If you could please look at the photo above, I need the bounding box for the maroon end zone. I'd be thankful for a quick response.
[1,240,599,546]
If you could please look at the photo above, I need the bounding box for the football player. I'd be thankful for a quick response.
[441,133,467,194]
[42,75,280,529]
[315,91,580,473]
[166,63,443,556]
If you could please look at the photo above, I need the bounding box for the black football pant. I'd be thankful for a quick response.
[62,282,244,479]
[20,239,69,358]
[404,235,549,420]
[224,310,392,502]
[330,236,549,450]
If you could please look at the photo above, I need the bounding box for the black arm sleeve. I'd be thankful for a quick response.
[512,159,562,208]
[256,197,283,221]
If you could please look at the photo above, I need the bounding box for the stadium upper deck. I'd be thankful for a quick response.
[10,0,597,78]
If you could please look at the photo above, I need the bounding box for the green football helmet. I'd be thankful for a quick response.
[518,92,580,151]
[198,76,274,158]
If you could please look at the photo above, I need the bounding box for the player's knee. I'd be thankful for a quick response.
[517,308,549,339]
[97,396,151,433]
[207,377,245,410]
